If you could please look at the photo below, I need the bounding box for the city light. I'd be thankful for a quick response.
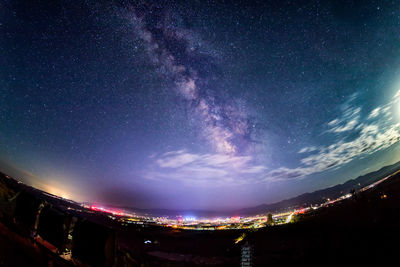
[79,173,393,231]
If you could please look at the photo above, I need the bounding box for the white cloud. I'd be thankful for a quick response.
[368,107,381,119]
[156,151,200,168]
[330,118,359,133]
[326,106,361,133]
[265,89,400,181]
[328,119,339,126]
[146,150,266,186]
[298,146,317,153]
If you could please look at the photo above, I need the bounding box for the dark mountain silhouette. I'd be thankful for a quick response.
[109,161,400,217]
[236,160,400,215]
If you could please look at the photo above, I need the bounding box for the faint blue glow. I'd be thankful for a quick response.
[184,216,197,221]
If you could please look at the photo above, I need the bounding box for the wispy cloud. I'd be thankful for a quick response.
[298,146,317,153]
[273,90,400,181]
[326,95,361,133]
[368,107,381,119]
[146,150,266,186]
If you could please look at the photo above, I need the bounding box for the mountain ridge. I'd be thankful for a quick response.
[105,160,400,217]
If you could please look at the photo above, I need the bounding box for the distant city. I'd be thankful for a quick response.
[60,171,394,231]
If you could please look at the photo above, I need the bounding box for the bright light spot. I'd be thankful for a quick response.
[184,216,196,221]
[234,233,246,244]
[285,212,295,223]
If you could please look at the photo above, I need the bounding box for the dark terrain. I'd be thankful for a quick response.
[249,170,400,266]
[0,166,399,266]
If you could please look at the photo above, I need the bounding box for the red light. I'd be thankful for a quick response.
[89,205,125,216]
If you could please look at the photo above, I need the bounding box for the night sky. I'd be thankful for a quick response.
[1,0,400,210]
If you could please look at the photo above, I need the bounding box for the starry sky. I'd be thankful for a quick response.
[1,0,400,210]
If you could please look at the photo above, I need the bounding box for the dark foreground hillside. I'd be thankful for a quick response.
[0,170,399,266]
[248,171,400,266]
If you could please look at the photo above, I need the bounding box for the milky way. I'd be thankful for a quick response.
[121,5,254,155]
